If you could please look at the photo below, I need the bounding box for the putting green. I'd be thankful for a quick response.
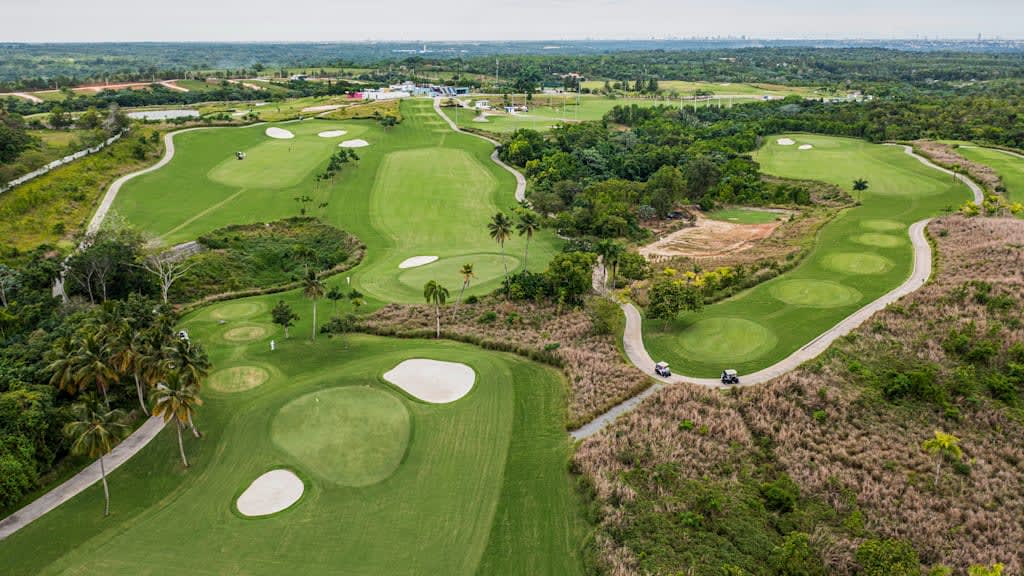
[210,301,266,320]
[397,253,519,292]
[222,324,270,342]
[769,280,862,308]
[645,134,971,377]
[853,233,903,248]
[208,365,270,393]
[111,99,559,304]
[823,252,894,275]
[675,318,778,364]
[272,386,410,487]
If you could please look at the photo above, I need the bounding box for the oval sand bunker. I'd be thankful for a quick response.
[777,138,796,146]
[398,255,438,269]
[318,130,347,138]
[265,127,295,139]
[339,139,369,148]
[384,359,475,403]
[236,469,303,517]
[799,144,814,150]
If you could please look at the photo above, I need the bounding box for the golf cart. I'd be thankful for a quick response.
[235,151,246,160]
[720,369,740,385]
[655,361,671,377]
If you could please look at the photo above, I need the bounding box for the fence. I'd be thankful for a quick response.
[0,130,128,195]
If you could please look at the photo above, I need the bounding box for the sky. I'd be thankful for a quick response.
[2,0,1022,42]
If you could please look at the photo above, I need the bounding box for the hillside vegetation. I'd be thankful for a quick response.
[577,215,1024,575]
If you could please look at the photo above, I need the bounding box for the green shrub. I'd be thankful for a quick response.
[477,311,497,324]
[855,539,921,576]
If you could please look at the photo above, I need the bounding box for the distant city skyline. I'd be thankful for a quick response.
[3,0,1022,42]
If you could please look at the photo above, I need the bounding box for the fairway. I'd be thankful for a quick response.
[954,145,1024,211]
[111,99,559,304]
[644,134,971,377]
[0,296,586,575]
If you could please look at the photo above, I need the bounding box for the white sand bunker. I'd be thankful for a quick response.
[799,144,814,150]
[236,469,303,517]
[777,138,796,146]
[265,127,295,139]
[339,139,369,148]
[383,359,475,404]
[318,130,347,138]
[398,255,438,269]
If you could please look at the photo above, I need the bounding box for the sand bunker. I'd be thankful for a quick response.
[339,139,369,148]
[777,138,796,146]
[318,130,347,138]
[383,359,475,403]
[265,127,294,139]
[398,256,438,269]
[236,470,303,517]
[799,144,814,150]
[303,104,344,113]
[640,214,783,259]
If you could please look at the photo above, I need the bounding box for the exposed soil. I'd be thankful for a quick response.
[639,212,785,260]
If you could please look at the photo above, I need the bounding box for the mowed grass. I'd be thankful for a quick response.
[954,145,1024,211]
[579,79,830,98]
[0,296,586,575]
[111,98,558,304]
[706,207,786,224]
[644,134,971,377]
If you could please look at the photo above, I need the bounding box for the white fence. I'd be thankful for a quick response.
[0,130,127,195]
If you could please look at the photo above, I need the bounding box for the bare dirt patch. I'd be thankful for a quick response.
[639,213,785,259]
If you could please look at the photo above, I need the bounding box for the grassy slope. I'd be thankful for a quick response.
[0,314,585,575]
[111,98,558,304]
[645,134,970,377]
[706,207,785,225]
[955,145,1024,208]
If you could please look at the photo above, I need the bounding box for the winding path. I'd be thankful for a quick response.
[572,146,983,440]
[433,97,526,202]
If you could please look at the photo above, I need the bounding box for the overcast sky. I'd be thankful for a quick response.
[3,0,1022,42]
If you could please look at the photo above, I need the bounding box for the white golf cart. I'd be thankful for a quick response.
[720,369,740,385]
[655,361,671,377]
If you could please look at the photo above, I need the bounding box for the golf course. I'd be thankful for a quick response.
[644,134,973,377]
[111,99,559,304]
[0,295,586,575]
[954,144,1024,210]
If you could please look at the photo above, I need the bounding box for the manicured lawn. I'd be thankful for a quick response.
[580,80,833,98]
[954,145,1024,210]
[111,98,559,304]
[0,298,586,575]
[644,134,971,377]
[706,207,786,224]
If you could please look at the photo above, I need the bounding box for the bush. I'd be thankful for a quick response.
[477,311,497,324]
[587,297,623,336]
[855,539,921,576]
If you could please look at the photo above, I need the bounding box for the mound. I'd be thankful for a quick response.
[222,325,269,342]
[265,127,294,139]
[823,252,894,275]
[398,255,438,269]
[272,387,410,486]
[799,144,814,150]
[676,317,778,364]
[318,130,347,138]
[208,366,270,393]
[383,359,476,403]
[861,219,906,232]
[769,279,862,308]
[210,301,266,320]
[853,233,904,248]
[777,138,796,146]
[339,139,369,148]
[236,469,304,517]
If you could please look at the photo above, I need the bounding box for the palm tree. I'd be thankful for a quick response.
[515,210,542,271]
[326,286,344,315]
[109,325,150,413]
[63,403,131,516]
[74,332,117,409]
[488,212,513,289]
[161,338,210,437]
[451,263,476,321]
[595,240,624,289]
[302,270,325,341]
[922,430,962,487]
[423,280,450,338]
[852,178,869,201]
[151,373,203,468]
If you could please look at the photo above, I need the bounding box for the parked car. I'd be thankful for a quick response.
[655,361,671,377]
[720,369,739,385]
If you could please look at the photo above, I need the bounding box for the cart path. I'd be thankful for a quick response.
[572,145,981,440]
[0,416,166,540]
[433,97,526,202]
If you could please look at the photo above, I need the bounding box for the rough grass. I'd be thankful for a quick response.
[578,215,1024,574]
[359,297,650,428]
